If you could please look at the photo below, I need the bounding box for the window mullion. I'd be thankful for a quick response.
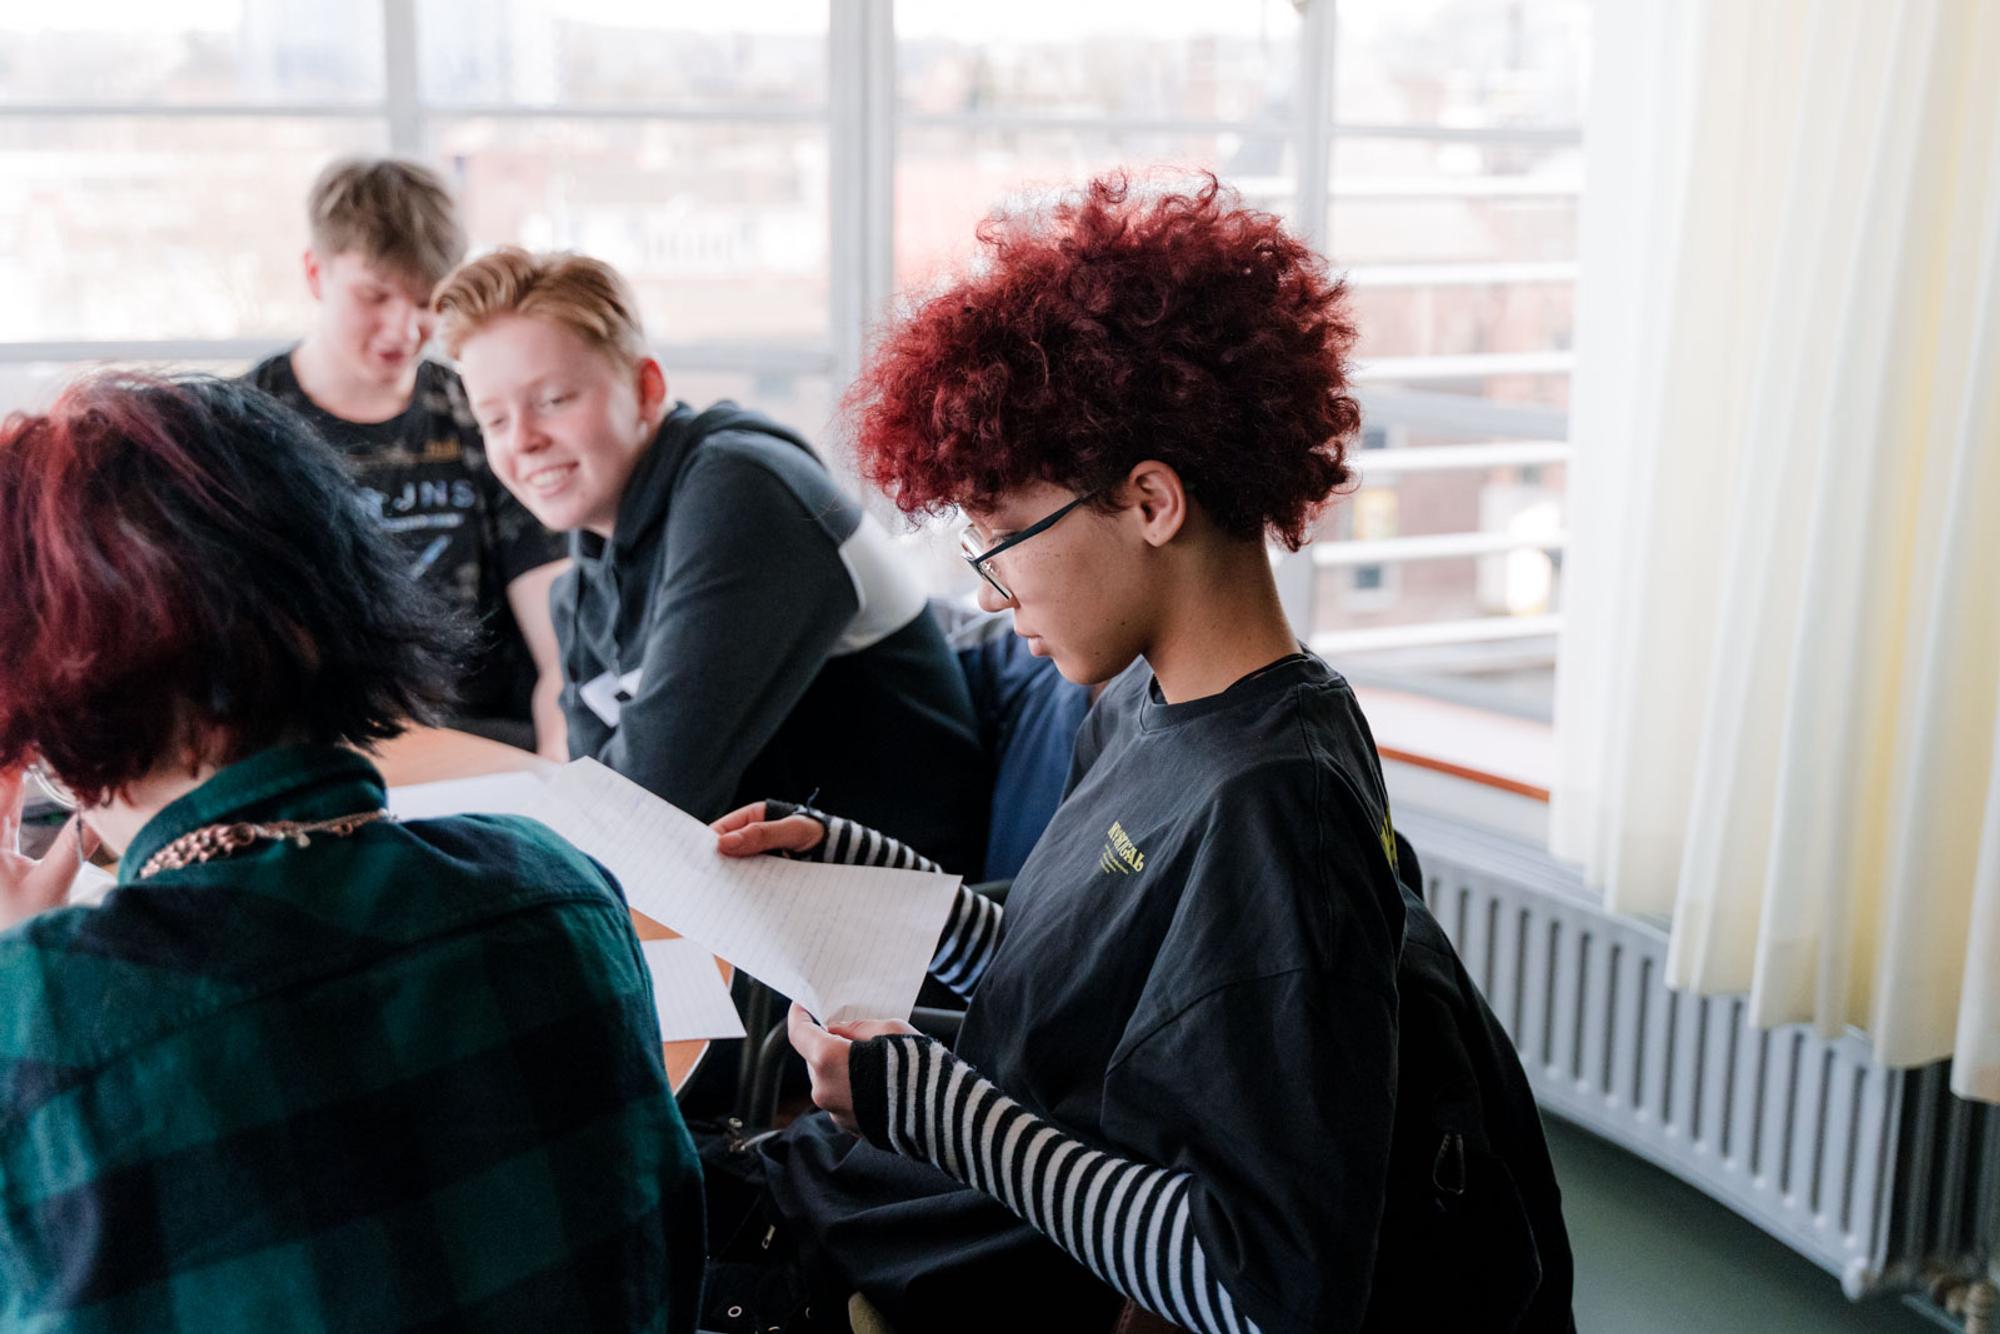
[1279,0,1341,639]
[1295,0,1338,253]
[382,0,424,156]
[829,0,895,395]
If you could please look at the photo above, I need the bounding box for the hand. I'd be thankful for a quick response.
[1,766,99,930]
[712,801,825,858]
[786,1001,919,1135]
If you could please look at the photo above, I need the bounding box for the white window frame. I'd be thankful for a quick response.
[0,0,854,391]
[1,0,1580,664]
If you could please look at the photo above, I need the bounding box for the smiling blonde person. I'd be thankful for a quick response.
[434,249,986,878]
[712,174,1576,1334]
[245,159,570,759]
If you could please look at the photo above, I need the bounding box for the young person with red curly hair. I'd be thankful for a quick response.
[714,175,1574,1333]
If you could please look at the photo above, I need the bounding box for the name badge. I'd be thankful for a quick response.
[579,667,644,728]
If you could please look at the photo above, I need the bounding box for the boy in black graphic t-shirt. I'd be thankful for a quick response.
[713,174,1575,1334]
[245,157,567,753]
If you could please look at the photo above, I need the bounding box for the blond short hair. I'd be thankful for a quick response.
[433,248,650,366]
[307,157,466,289]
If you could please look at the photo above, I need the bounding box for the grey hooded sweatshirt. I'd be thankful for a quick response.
[552,400,987,872]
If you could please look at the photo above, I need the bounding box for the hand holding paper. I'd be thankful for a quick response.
[385,760,957,1026]
[538,760,959,1025]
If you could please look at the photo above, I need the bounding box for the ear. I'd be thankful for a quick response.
[1120,460,1189,548]
[302,248,323,301]
[635,357,669,424]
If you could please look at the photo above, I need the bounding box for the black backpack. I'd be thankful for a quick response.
[1367,833,1577,1333]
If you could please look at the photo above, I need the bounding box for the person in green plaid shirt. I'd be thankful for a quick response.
[0,374,703,1332]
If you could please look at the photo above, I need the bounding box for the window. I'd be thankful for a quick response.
[893,2,1305,287]
[2,0,1587,726]
[0,2,386,365]
[1313,0,1585,721]
[417,0,833,376]
[0,1,833,432]
[1341,425,1401,610]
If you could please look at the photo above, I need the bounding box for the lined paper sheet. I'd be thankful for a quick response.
[387,772,547,821]
[538,759,960,1025]
[69,864,117,908]
[640,938,747,1042]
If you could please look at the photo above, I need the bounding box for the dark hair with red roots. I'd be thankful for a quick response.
[0,374,465,804]
[848,171,1361,549]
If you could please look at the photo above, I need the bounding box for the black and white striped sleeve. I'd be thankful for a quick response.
[768,803,1005,1001]
[791,805,944,874]
[848,1034,1263,1334]
[922,881,1002,1000]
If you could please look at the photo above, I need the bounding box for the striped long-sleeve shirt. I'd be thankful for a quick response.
[762,655,1573,1334]
[770,803,1258,1333]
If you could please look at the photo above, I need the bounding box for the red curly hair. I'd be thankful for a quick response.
[849,172,1360,549]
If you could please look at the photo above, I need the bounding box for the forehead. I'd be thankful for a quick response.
[963,478,1078,525]
[323,250,432,297]
[457,314,615,394]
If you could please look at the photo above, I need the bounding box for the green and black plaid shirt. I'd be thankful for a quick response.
[0,745,703,1332]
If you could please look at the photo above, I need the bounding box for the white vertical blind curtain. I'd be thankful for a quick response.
[1551,0,2000,1103]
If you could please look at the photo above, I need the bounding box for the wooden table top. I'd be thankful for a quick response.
[371,728,727,1094]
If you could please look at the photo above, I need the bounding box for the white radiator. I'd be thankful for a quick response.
[1396,808,1999,1303]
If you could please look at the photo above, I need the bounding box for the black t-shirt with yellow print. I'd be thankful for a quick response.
[766,652,1572,1332]
[952,652,1410,1329]
[246,351,566,725]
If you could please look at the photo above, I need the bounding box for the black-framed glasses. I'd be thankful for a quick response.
[958,491,1098,601]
